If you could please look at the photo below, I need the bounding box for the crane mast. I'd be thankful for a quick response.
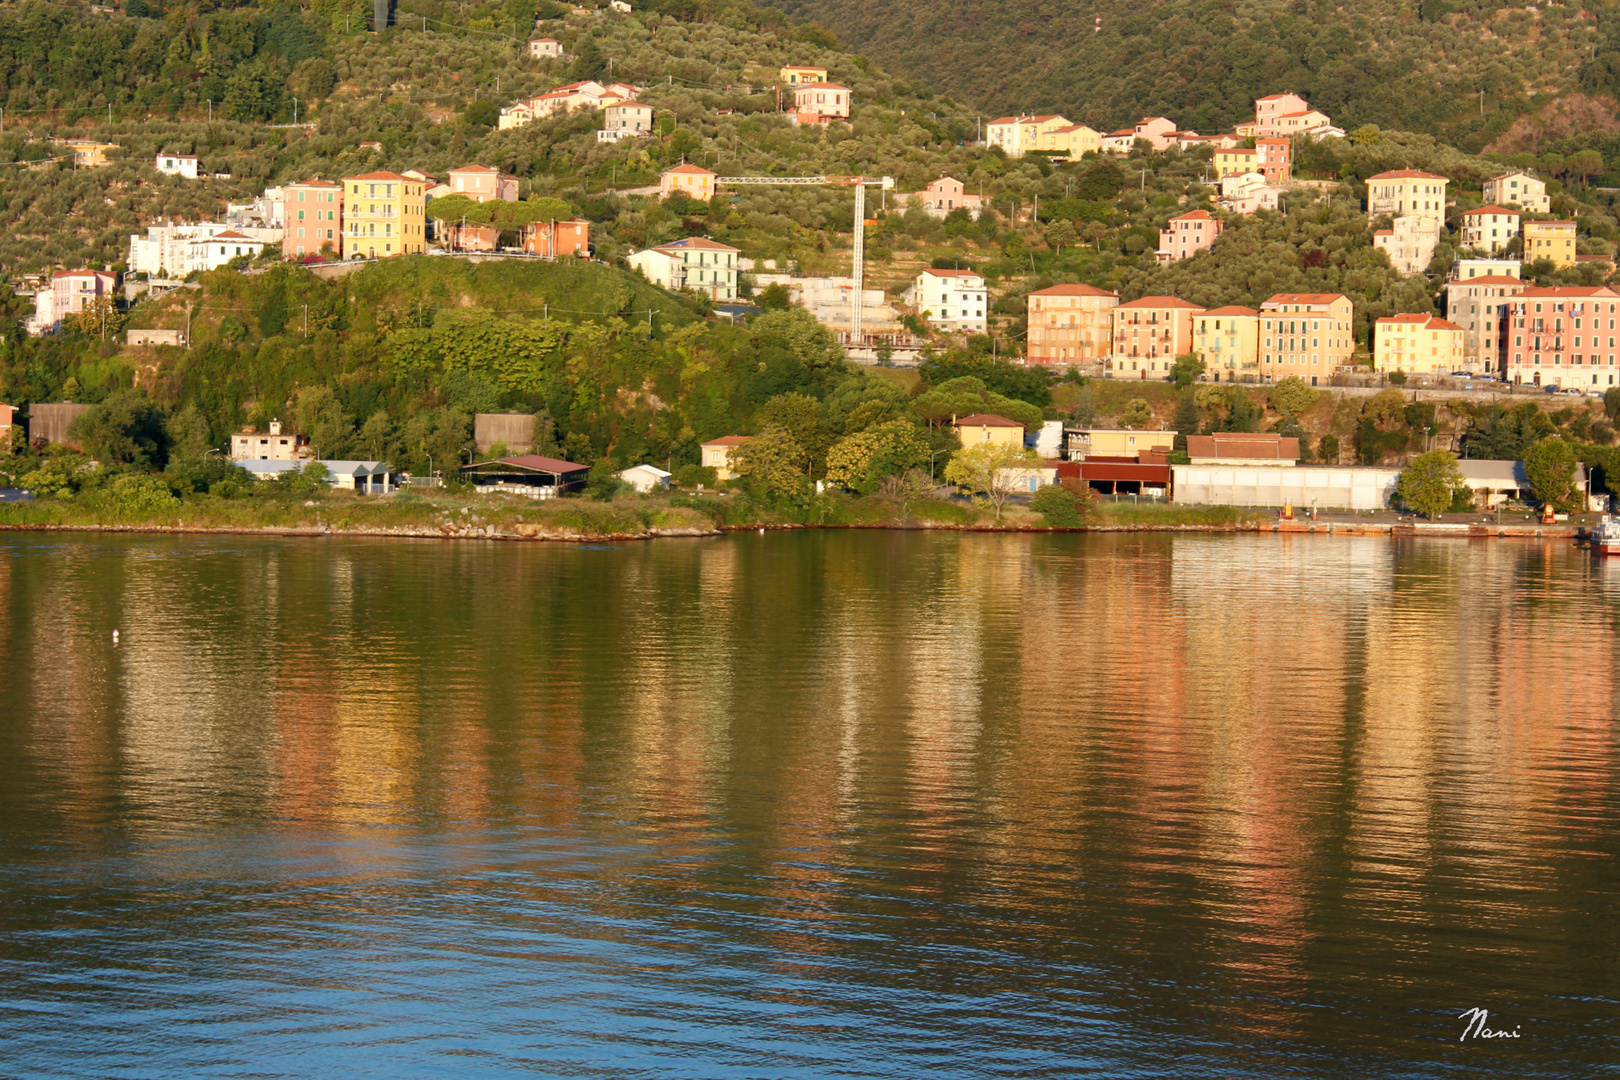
[715,174,893,350]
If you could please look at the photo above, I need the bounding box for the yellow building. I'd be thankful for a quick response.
[1064,428,1175,457]
[953,413,1025,448]
[779,65,828,85]
[985,114,1072,158]
[1483,170,1549,214]
[1192,305,1260,381]
[1374,314,1465,374]
[700,435,752,480]
[1213,147,1259,179]
[58,139,119,167]
[1259,292,1356,386]
[1038,124,1102,160]
[341,171,427,259]
[1523,220,1577,269]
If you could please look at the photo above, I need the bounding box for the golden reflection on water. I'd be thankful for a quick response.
[2,532,1617,1073]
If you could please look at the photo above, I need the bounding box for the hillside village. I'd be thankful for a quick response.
[4,0,1620,521]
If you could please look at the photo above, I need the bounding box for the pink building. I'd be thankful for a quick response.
[1111,296,1204,376]
[1255,94,1310,134]
[30,269,117,335]
[445,165,519,202]
[1157,210,1223,263]
[910,176,982,215]
[659,164,717,201]
[283,179,343,259]
[1131,116,1179,152]
[1256,137,1291,183]
[522,219,591,258]
[792,82,851,125]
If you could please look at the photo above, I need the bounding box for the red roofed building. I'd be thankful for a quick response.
[1459,205,1522,255]
[1499,286,1620,389]
[700,435,754,480]
[1111,296,1204,377]
[659,163,716,201]
[1259,292,1354,385]
[1157,209,1223,263]
[1443,274,1529,371]
[1374,313,1465,374]
[1186,432,1300,465]
[1367,171,1449,250]
[341,170,427,259]
[952,413,1025,448]
[1026,283,1119,367]
[1193,305,1261,382]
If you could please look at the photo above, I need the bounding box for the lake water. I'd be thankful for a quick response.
[0,531,1615,1078]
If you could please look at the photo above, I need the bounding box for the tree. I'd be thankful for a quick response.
[1568,149,1605,187]
[758,283,792,310]
[67,391,169,466]
[943,442,1038,521]
[463,100,500,129]
[1045,220,1077,251]
[1524,436,1579,509]
[729,427,811,505]
[1031,483,1091,527]
[1268,376,1318,418]
[1397,450,1466,518]
[1169,353,1205,388]
[757,392,832,470]
[1319,434,1341,464]
[824,421,931,493]
[1119,398,1155,429]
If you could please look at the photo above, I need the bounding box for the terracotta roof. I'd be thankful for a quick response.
[1107,128,1134,137]
[1202,305,1259,316]
[289,178,342,188]
[1524,220,1578,228]
[922,268,984,279]
[1273,109,1329,119]
[530,36,558,42]
[1186,433,1299,460]
[1262,292,1347,305]
[1171,209,1216,221]
[660,237,740,252]
[1030,284,1118,297]
[664,164,716,176]
[1462,205,1521,217]
[953,414,1023,427]
[210,230,259,241]
[1445,275,1525,285]
[1368,169,1449,181]
[344,171,412,181]
[51,268,113,279]
[1117,295,1204,309]
[1487,171,1538,183]
[795,82,850,91]
[1517,286,1620,297]
[451,164,499,174]
[1256,93,1305,102]
[476,454,589,473]
[701,435,754,446]
[1378,314,1460,330]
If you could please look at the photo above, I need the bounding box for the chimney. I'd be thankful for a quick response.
[269,418,282,436]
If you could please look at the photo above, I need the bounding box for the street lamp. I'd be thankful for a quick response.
[930,447,951,480]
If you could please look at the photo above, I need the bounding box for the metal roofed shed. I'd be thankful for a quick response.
[1456,459,1590,509]
[234,459,396,493]
[462,454,590,497]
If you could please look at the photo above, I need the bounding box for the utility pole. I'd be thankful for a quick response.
[207,100,212,123]
[293,97,298,124]
[303,303,308,335]
[185,301,192,347]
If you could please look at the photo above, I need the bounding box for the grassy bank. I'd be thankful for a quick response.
[0,487,1272,539]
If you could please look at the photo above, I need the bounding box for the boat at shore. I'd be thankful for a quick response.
[1587,516,1620,556]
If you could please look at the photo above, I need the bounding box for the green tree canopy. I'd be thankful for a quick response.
[1397,449,1466,518]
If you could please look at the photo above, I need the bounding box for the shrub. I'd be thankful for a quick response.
[673,464,718,488]
[1031,483,1089,527]
[104,474,179,517]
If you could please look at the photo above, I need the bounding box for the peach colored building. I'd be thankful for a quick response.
[282,179,343,259]
[906,175,982,216]
[1258,292,1355,385]
[1130,116,1178,152]
[527,37,563,58]
[1254,93,1310,134]
[1157,209,1222,263]
[1026,283,1118,367]
[1483,171,1549,214]
[792,82,851,125]
[1110,296,1203,377]
[522,219,590,258]
[1255,136,1290,183]
[659,164,717,201]
[1459,205,1521,255]
[1374,314,1465,374]
[1444,274,1528,370]
[444,165,519,202]
[1500,286,1620,388]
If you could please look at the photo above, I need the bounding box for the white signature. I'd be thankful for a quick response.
[1458,1007,1521,1041]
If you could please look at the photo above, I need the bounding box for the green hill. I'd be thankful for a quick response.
[761,0,1620,154]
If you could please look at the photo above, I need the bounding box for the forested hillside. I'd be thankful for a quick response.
[762,0,1620,154]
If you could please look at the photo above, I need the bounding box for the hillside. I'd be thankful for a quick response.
[761,0,1620,158]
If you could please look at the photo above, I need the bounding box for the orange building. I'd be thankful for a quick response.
[1110,296,1204,377]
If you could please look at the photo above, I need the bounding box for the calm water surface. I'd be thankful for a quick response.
[0,531,1616,1078]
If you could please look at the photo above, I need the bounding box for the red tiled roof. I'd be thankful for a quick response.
[1517,286,1620,297]
[1378,314,1460,330]
[482,454,590,473]
[1488,171,1538,183]
[795,83,850,91]
[1171,209,1216,220]
[701,435,753,446]
[1186,433,1299,460]
[923,268,984,279]
[1524,220,1578,228]
[953,414,1023,427]
[663,164,716,176]
[1262,292,1347,305]
[289,178,342,188]
[344,171,412,181]
[1030,284,1118,297]
[1202,305,1259,316]
[1446,275,1524,285]
[1118,295,1204,309]
[660,237,740,251]
[1368,169,1449,180]
[1462,205,1520,217]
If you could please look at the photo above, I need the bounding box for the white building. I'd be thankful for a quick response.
[1374,214,1440,277]
[129,223,283,278]
[230,419,308,461]
[597,102,653,142]
[751,273,906,340]
[1460,206,1522,255]
[627,237,740,300]
[618,464,671,492]
[28,269,118,336]
[1482,171,1550,215]
[155,153,199,179]
[1219,171,1284,215]
[905,269,988,335]
[527,37,563,58]
[233,458,395,493]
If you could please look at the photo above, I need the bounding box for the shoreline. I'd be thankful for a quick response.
[0,519,1584,542]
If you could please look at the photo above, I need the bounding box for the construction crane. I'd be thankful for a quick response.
[715,174,894,346]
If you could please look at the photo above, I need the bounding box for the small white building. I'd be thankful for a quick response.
[906,269,988,335]
[527,37,563,59]
[229,419,307,461]
[155,153,200,179]
[618,464,671,492]
[233,458,395,493]
[627,237,740,300]
[609,0,630,12]
[129,222,284,277]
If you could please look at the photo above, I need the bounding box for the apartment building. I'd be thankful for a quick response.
[1367,170,1449,235]
[1258,292,1355,385]
[1110,296,1203,376]
[1523,220,1577,269]
[1156,209,1222,263]
[445,165,519,202]
[28,269,118,335]
[1039,123,1102,160]
[1254,93,1310,134]
[598,102,654,142]
[1374,214,1441,276]
[1193,306,1261,381]
[521,218,591,258]
[906,269,988,335]
[283,179,343,258]
[1499,286,1620,388]
[1025,283,1118,367]
[986,115,1071,157]
[1214,147,1259,179]
[1220,171,1283,215]
[1443,274,1527,370]
[341,171,427,259]
[628,237,740,300]
[497,81,642,130]
[792,82,852,125]
[659,163,717,201]
[1452,258,1521,280]
[129,222,283,276]
[779,65,828,85]
[1373,314,1465,374]
[1483,171,1549,214]
[1459,206,1521,255]
[1255,137,1291,183]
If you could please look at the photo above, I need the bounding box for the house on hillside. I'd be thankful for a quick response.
[701,436,752,480]
[230,419,308,461]
[1040,124,1102,159]
[1156,210,1222,263]
[905,269,987,335]
[895,176,983,218]
[952,414,1024,448]
[156,153,199,179]
[659,163,717,201]
[444,165,519,202]
[628,237,740,300]
[1258,292,1355,385]
[1026,284,1118,367]
[28,270,118,336]
[1443,273,1526,371]
[1460,206,1521,255]
[1523,220,1577,268]
[1374,314,1465,374]
[1110,296,1203,376]
[340,171,427,259]
[779,65,828,85]
[791,82,851,125]
[1483,171,1549,214]
[282,179,343,259]
[527,37,564,58]
[598,102,653,142]
[1193,306,1261,382]
[986,115,1071,158]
